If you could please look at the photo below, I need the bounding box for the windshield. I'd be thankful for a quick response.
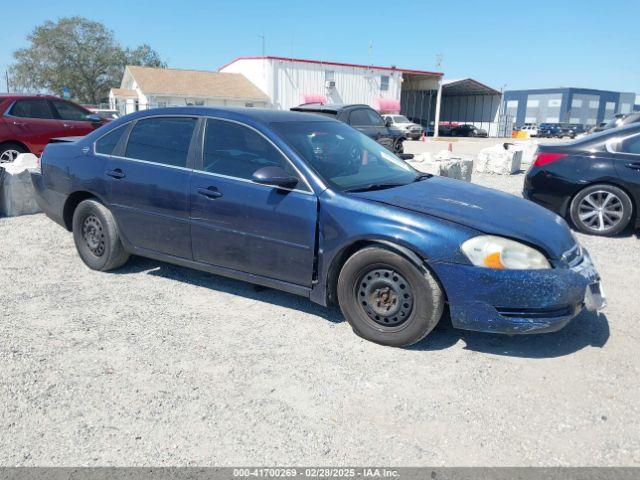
[272,121,420,191]
[393,115,410,123]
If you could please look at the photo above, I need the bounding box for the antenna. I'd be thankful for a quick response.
[435,54,443,68]
[258,34,266,57]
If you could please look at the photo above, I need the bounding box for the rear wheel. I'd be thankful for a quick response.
[569,184,633,236]
[72,199,129,271]
[0,143,27,163]
[337,247,444,347]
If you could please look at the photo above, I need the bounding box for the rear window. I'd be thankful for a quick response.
[9,99,54,119]
[95,124,128,155]
[125,117,197,168]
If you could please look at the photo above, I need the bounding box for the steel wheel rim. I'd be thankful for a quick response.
[0,149,20,163]
[578,190,624,232]
[82,214,106,256]
[357,268,414,329]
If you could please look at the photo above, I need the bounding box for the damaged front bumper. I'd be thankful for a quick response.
[431,248,605,334]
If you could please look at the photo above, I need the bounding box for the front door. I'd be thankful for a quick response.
[105,116,198,259]
[190,118,317,287]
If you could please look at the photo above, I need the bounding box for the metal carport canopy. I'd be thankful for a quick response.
[442,78,501,96]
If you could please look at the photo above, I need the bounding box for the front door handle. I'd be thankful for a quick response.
[63,123,73,128]
[197,187,223,199]
[105,168,126,179]
[625,162,640,171]
[12,121,26,127]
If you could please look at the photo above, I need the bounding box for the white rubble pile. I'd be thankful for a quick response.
[475,143,523,175]
[0,153,41,217]
[408,150,473,182]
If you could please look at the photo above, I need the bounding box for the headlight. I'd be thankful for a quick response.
[461,235,551,270]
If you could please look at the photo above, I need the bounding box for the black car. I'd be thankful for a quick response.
[450,124,488,137]
[524,123,640,236]
[561,124,586,138]
[291,104,405,153]
[538,123,564,138]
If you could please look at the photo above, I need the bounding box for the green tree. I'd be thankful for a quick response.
[9,17,166,104]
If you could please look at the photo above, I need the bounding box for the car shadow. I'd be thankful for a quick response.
[111,256,345,324]
[410,309,610,358]
[113,256,610,358]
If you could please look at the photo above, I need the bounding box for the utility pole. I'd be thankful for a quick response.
[5,70,9,93]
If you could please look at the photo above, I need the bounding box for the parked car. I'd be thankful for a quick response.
[450,124,488,137]
[32,107,605,347]
[524,123,640,236]
[560,124,586,139]
[290,103,405,154]
[0,94,108,162]
[381,114,424,140]
[520,123,538,137]
[538,123,563,138]
[88,108,120,120]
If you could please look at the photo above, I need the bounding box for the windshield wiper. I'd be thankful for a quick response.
[413,173,432,182]
[344,182,407,193]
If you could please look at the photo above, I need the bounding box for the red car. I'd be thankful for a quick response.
[0,94,109,162]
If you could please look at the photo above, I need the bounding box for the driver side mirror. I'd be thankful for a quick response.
[252,166,299,189]
[384,117,393,127]
[85,114,103,123]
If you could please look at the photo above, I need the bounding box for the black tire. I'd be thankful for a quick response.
[0,142,28,163]
[569,184,633,236]
[394,138,404,154]
[72,199,129,271]
[337,247,444,347]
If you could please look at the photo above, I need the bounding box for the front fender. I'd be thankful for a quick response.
[309,190,478,306]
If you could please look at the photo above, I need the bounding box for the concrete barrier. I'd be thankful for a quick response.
[475,144,522,175]
[408,151,473,182]
[0,154,41,217]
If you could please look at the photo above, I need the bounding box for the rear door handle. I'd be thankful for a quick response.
[197,186,223,199]
[626,162,640,171]
[12,121,26,126]
[105,168,126,179]
[63,123,73,128]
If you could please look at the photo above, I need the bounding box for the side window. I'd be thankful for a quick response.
[202,119,306,189]
[51,100,89,121]
[350,109,374,126]
[9,100,54,119]
[95,124,128,155]
[620,135,640,155]
[125,117,196,167]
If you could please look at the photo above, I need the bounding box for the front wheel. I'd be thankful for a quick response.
[569,184,633,236]
[72,199,130,271]
[337,247,444,347]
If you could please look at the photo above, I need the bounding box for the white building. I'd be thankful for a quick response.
[219,56,444,124]
[109,66,270,115]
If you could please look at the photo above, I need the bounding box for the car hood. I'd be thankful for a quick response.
[351,176,575,259]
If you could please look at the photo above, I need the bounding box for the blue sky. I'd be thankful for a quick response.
[3,0,639,93]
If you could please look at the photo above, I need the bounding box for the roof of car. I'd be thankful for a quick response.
[290,103,371,113]
[0,93,59,99]
[112,106,341,125]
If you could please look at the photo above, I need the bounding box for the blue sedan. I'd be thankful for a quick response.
[31,108,605,347]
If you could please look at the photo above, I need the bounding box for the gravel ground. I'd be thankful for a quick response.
[1,173,639,466]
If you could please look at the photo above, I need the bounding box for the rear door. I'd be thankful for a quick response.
[5,99,64,154]
[49,99,104,136]
[104,116,198,258]
[612,132,640,204]
[190,118,317,287]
